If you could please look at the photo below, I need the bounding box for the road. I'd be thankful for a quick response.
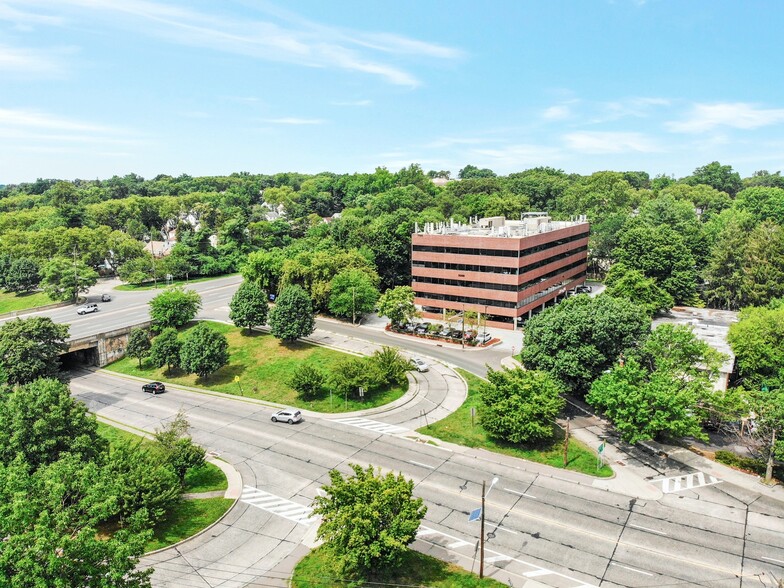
[70,368,784,588]
[14,275,784,586]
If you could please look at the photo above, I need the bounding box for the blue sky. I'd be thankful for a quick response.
[2,0,784,183]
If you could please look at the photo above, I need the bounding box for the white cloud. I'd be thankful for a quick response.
[0,44,73,75]
[8,0,460,87]
[563,131,660,153]
[0,108,139,148]
[542,105,571,121]
[265,117,325,125]
[666,102,784,133]
[0,3,64,26]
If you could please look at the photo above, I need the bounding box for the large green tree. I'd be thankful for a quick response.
[587,324,726,443]
[311,464,426,579]
[229,281,268,332]
[479,367,564,444]
[40,255,99,302]
[328,269,380,324]
[149,287,201,330]
[152,411,206,484]
[0,317,69,385]
[520,294,650,395]
[0,378,107,469]
[269,285,315,342]
[728,302,784,392]
[604,263,673,317]
[148,327,181,372]
[683,161,743,196]
[126,327,152,368]
[179,322,229,379]
[3,257,40,293]
[376,285,417,326]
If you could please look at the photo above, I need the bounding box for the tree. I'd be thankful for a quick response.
[370,346,410,387]
[0,317,69,385]
[0,455,153,588]
[479,367,564,444]
[3,257,40,293]
[614,224,698,304]
[229,281,268,332]
[587,324,726,444]
[289,363,325,399]
[179,322,229,379]
[604,263,673,317]
[376,285,417,326]
[328,269,380,324]
[149,287,201,330]
[126,327,151,368]
[148,327,181,372]
[520,295,650,395]
[0,378,107,469]
[153,410,206,484]
[118,255,156,286]
[328,357,383,399]
[241,248,286,294]
[683,161,742,196]
[728,303,784,392]
[458,164,496,179]
[311,463,426,578]
[40,255,99,302]
[269,285,315,342]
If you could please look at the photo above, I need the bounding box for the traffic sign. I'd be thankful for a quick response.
[468,507,482,522]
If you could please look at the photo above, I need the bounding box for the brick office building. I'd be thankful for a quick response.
[411,214,590,329]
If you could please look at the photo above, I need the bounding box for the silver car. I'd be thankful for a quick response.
[76,303,98,315]
[411,358,429,372]
[271,408,302,424]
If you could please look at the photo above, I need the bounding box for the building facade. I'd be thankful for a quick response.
[411,214,590,329]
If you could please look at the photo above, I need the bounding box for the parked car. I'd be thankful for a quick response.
[575,284,593,293]
[438,326,452,337]
[404,322,416,332]
[414,322,431,334]
[76,303,98,315]
[271,408,302,424]
[464,330,477,341]
[475,332,492,344]
[411,358,429,372]
[142,381,166,394]
[101,293,112,302]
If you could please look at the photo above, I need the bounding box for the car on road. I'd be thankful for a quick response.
[76,303,99,315]
[411,358,429,372]
[142,381,166,394]
[271,408,302,424]
[101,293,112,302]
[475,332,492,344]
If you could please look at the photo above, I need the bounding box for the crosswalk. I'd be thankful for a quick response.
[240,486,318,526]
[333,417,407,435]
[652,472,722,494]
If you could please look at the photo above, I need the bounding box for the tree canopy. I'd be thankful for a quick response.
[179,322,229,378]
[0,317,69,385]
[269,285,315,342]
[148,287,202,330]
[229,280,269,332]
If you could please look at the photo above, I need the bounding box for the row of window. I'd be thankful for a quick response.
[414,260,586,293]
[412,245,587,276]
[412,230,589,259]
[416,271,586,310]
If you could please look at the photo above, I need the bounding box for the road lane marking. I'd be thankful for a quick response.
[486,555,512,563]
[334,417,407,435]
[410,460,435,469]
[524,569,552,577]
[762,556,784,565]
[629,523,667,536]
[610,562,653,576]
[504,487,537,499]
[240,486,317,525]
[651,472,722,494]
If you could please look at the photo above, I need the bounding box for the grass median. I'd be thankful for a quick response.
[104,321,408,413]
[292,545,507,588]
[417,369,613,477]
[114,273,239,291]
[0,290,56,314]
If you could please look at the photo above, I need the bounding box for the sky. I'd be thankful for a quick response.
[2,0,784,184]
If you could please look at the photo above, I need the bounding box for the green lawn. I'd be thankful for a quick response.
[292,545,508,588]
[96,420,152,446]
[105,321,408,412]
[145,498,234,552]
[115,273,239,291]
[184,461,228,493]
[0,290,56,314]
[418,369,613,478]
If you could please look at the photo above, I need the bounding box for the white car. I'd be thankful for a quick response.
[475,333,492,344]
[271,408,302,424]
[76,303,98,315]
[411,358,429,372]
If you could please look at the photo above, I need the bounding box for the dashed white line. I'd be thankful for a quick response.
[486,555,512,563]
[610,562,653,576]
[409,460,435,469]
[762,556,784,565]
[504,487,537,499]
[628,523,667,536]
[524,569,552,578]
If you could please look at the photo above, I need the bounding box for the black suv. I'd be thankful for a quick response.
[142,381,166,394]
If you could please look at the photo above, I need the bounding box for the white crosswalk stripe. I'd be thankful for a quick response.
[652,472,722,494]
[333,417,408,435]
[240,486,318,525]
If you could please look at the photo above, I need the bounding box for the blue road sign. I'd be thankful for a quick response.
[468,507,482,522]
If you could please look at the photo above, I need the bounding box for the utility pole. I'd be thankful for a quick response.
[563,417,570,467]
[352,285,356,326]
[479,479,486,579]
[766,427,777,484]
[72,245,79,303]
[461,303,465,350]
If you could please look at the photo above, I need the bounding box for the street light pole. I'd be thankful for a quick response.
[479,476,499,579]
